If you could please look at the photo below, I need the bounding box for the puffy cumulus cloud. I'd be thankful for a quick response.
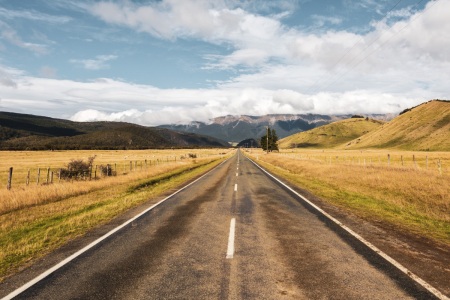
[89,0,285,68]
[204,48,269,69]
[273,90,315,111]
[0,69,437,125]
[89,0,285,43]
[3,0,450,126]
[88,0,450,78]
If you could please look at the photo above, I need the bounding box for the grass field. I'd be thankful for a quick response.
[0,149,229,213]
[245,149,450,245]
[279,117,383,149]
[342,100,450,151]
[0,149,233,281]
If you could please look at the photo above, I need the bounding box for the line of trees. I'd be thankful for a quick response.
[260,127,279,152]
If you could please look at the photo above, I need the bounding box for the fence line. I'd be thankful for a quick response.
[3,156,193,191]
[279,152,447,175]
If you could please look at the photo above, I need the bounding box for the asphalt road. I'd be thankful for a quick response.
[1,150,438,299]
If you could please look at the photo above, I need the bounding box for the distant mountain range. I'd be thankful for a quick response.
[159,114,394,143]
[0,112,229,150]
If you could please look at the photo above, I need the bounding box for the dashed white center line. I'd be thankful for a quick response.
[226,218,236,259]
[234,183,237,192]
[236,173,238,177]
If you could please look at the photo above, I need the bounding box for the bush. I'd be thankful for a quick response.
[60,156,96,180]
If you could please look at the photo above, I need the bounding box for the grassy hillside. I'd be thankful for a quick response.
[342,100,450,151]
[279,117,383,149]
[0,112,228,150]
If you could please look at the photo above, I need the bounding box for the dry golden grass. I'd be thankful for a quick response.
[279,118,383,149]
[0,149,225,186]
[0,149,233,281]
[246,149,450,244]
[343,100,450,151]
[0,149,230,214]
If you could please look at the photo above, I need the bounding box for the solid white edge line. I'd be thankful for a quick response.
[226,218,236,259]
[247,157,448,300]
[2,157,232,300]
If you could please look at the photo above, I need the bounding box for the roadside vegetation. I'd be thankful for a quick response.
[245,149,450,245]
[0,149,232,281]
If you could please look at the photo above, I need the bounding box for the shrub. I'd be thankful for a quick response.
[60,156,96,180]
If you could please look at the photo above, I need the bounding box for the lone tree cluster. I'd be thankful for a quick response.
[260,128,279,152]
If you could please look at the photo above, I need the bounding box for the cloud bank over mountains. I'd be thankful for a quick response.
[0,0,449,125]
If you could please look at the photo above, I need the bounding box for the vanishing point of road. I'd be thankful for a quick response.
[0,150,442,299]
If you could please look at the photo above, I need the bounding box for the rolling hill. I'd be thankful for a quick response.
[279,117,384,149]
[0,112,229,150]
[342,100,450,151]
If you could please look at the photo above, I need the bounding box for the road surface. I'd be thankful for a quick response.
[1,150,439,299]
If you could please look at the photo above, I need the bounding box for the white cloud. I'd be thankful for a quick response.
[70,55,118,70]
[0,68,438,126]
[1,0,449,126]
[311,15,343,27]
[87,0,450,75]
[0,21,48,55]
[0,7,72,23]
[39,66,57,78]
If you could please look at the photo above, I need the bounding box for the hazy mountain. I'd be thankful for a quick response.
[160,114,393,143]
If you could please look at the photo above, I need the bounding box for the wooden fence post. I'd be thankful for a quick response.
[46,168,50,184]
[37,168,40,185]
[388,154,390,166]
[7,167,13,190]
[50,171,54,184]
[26,169,30,186]
[59,169,62,182]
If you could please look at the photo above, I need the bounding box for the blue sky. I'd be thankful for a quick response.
[0,0,448,125]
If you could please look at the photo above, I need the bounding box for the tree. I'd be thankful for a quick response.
[260,127,279,152]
